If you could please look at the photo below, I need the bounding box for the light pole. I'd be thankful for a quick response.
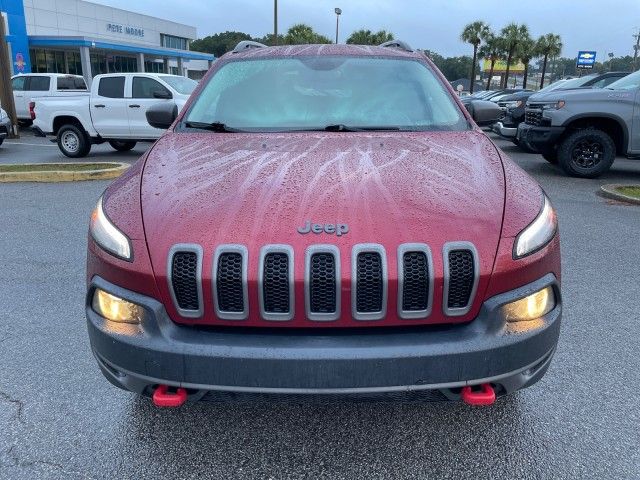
[273,0,278,45]
[334,8,342,44]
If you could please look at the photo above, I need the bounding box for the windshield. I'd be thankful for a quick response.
[607,70,640,90]
[185,56,468,132]
[162,76,198,95]
[557,75,598,89]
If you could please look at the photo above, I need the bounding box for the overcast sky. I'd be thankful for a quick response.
[96,0,639,59]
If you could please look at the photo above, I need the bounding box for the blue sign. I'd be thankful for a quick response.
[577,51,597,69]
[0,0,32,74]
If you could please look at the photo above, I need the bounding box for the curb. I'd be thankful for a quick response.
[600,184,640,206]
[0,162,129,183]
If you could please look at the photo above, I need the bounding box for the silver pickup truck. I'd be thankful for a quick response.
[517,70,639,178]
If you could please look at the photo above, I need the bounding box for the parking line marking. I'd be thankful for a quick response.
[5,142,57,147]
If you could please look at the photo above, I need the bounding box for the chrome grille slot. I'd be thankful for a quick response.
[213,245,248,320]
[397,243,433,319]
[351,244,387,321]
[259,245,294,321]
[167,244,203,318]
[443,242,479,316]
[305,245,340,321]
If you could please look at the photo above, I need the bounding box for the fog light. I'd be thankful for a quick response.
[92,289,144,324]
[502,286,555,322]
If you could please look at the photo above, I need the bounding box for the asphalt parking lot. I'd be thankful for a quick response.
[0,133,639,479]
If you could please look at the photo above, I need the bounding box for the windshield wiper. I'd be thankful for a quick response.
[323,124,402,132]
[183,121,243,132]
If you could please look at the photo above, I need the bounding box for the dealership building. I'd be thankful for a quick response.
[0,0,215,84]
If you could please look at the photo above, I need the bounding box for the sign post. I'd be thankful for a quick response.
[576,51,597,70]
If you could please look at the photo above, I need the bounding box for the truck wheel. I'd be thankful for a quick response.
[0,138,3,146]
[557,129,615,178]
[57,125,91,158]
[109,140,137,152]
[542,151,558,164]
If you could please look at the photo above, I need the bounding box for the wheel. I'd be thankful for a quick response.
[0,138,3,146]
[57,124,91,158]
[109,140,137,152]
[557,129,615,178]
[542,151,558,164]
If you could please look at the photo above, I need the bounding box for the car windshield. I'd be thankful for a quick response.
[185,56,468,132]
[607,70,640,90]
[161,76,198,95]
[557,75,598,89]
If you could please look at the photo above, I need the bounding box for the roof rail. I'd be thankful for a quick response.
[379,40,413,52]
[232,40,268,53]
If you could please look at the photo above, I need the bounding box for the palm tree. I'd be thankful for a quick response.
[479,34,504,90]
[346,29,394,45]
[517,35,537,89]
[284,24,331,44]
[460,21,490,93]
[536,34,563,88]
[500,23,529,88]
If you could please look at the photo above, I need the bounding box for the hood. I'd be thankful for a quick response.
[529,87,628,103]
[140,130,506,324]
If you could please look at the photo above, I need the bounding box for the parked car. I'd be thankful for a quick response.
[11,73,87,125]
[460,88,530,105]
[0,107,10,146]
[517,70,640,177]
[86,41,561,407]
[32,73,198,157]
[493,72,629,144]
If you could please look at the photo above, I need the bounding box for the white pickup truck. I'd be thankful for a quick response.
[32,73,197,157]
[12,73,88,125]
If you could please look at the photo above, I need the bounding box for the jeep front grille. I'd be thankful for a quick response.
[352,244,387,321]
[443,243,479,316]
[213,245,248,320]
[259,245,294,321]
[166,242,479,323]
[167,244,203,318]
[397,244,433,319]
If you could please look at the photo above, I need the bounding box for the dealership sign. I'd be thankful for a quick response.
[576,51,597,69]
[106,23,145,38]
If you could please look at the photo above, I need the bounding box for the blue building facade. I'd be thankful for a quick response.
[0,0,32,74]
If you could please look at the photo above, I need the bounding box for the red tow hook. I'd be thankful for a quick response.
[152,385,188,407]
[460,383,496,406]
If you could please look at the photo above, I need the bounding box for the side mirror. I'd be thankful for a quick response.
[146,102,178,129]
[465,100,503,126]
[153,90,173,100]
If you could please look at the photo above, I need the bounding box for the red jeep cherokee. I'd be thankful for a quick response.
[86,41,561,407]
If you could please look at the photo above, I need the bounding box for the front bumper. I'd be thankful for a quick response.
[492,121,518,139]
[86,274,561,400]
[0,117,11,139]
[517,123,565,153]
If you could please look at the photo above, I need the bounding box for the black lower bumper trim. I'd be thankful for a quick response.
[86,274,561,394]
[517,123,565,153]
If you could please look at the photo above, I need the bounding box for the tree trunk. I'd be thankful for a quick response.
[469,44,478,94]
[486,59,495,90]
[503,49,513,88]
[522,62,529,89]
[540,54,548,88]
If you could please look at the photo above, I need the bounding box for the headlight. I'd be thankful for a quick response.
[514,194,557,258]
[501,286,556,322]
[540,100,565,110]
[90,196,132,260]
[92,288,144,323]
[502,101,518,109]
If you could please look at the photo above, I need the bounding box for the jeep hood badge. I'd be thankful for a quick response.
[297,220,349,236]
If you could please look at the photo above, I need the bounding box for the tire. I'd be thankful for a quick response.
[557,129,615,178]
[109,140,137,152]
[0,138,3,146]
[57,124,91,158]
[542,151,558,164]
